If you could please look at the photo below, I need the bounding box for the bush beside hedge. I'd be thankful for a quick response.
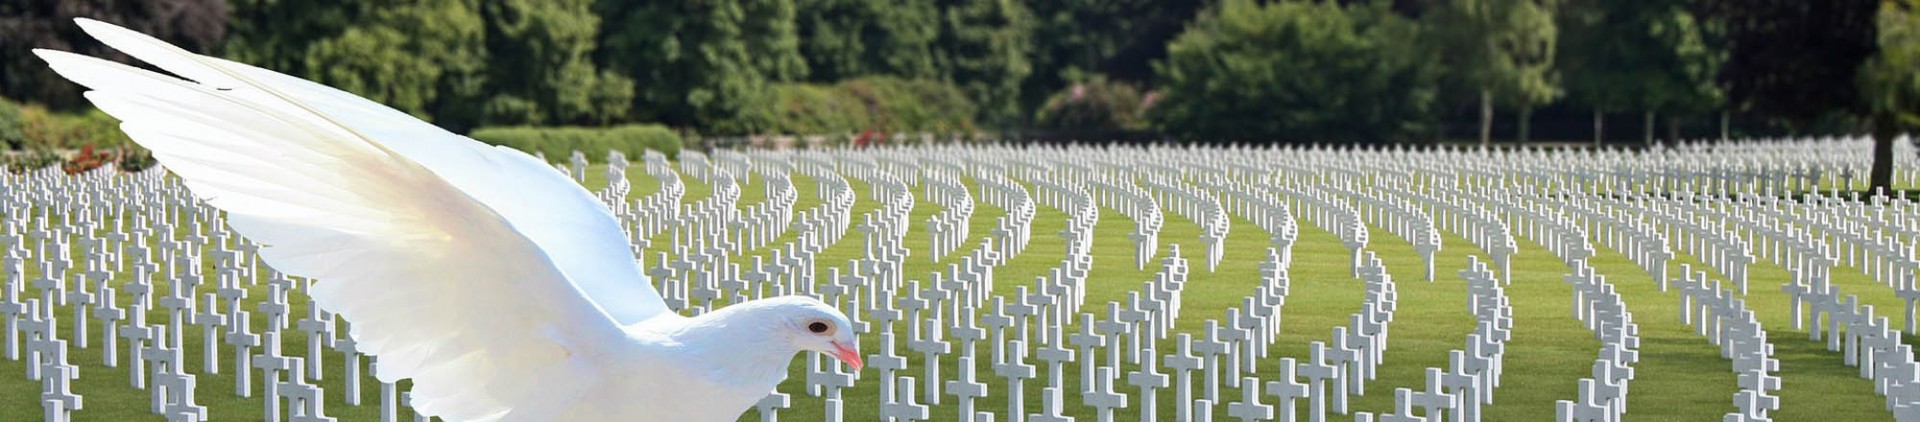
[1,96,134,151]
[469,124,682,163]
[771,84,873,136]
[1035,76,1151,134]
[0,96,158,174]
[0,98,25,149]
[765,77,976,135]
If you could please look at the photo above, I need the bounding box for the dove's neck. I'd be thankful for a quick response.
[671,303,799,395]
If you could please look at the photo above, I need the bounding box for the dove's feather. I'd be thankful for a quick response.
[34,19,665,422]
[200,54,677,327]
[64,18,674,327]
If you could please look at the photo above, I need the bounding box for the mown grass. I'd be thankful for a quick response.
[0,163,1904,421]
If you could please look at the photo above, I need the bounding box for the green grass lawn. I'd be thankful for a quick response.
[1,162,1907,421]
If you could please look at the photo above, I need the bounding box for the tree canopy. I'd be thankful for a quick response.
[1560,0,1721,117]
[1152,0,1438,142]
[1,0,228,110]
[0,0,1915,157]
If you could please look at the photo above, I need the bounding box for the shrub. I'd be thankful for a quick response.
[3,148,59,173]
[117,147,157,172]
[761,78,977,136]
[16,104,134,150]
[836,77,976,134]
[0,98,24,149]
[1152,0,1438,142]
[63,145,116,174]
[1034,76,1150,135]
[769,84,872,135]
[602,125,682,159]
[469,124,683,163]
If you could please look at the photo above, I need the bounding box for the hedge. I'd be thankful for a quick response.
[468,124,682,163]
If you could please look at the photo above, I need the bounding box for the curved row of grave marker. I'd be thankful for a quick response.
[1557,261,1641,422]
[7,136,1920,421]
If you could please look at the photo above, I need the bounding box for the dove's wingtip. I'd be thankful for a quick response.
[71,18,132,39]
[29,48,73,64]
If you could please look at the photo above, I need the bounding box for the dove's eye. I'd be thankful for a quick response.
[807,321,832,335]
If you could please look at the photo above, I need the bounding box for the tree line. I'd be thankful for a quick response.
[0,0,1916,188]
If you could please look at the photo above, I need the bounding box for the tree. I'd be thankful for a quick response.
[233,0,631,131]
[1153,0,1439,142]
[1428,0,1563,145]
[1698,0,1885,190]
[1034,75,1150,136]
[226,0,367,73]
[0,0,228,109]
[792,0,941,82]
[1023,0,1209,116]
[598,0,806,135]
[299,0,487,127]
[480,0,633,126]
[1861,0,1920,192]
[1559,0,1722,145]
[934,0,1036,126]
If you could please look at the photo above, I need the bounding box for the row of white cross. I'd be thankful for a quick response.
[4,137,1919,421]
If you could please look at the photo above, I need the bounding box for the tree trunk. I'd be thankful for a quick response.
[1668,115,1681,143]
[1870,114,1897,196]
[1728,110,1743,141]
[1479,89,1493,147]
[1594,109,1604,147]
[1519,106,1533,143]
[1643,110,1656,146]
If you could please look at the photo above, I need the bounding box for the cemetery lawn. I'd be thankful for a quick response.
[2,163,1909,421]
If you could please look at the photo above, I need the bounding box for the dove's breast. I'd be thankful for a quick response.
[563,362,770,421]
[566,321,790,421]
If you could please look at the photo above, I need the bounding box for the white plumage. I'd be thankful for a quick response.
[35,18,861,422]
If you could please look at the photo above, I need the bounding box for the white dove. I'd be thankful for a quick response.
[35,18,862,422]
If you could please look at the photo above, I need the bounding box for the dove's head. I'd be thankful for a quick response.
[760,296,863,371]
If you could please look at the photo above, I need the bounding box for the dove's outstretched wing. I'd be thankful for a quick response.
[36,19,666,421]
[192,48,676,327]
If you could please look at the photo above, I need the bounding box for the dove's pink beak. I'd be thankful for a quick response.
[830,340,863,371]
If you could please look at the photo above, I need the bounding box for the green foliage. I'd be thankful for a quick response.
[116,147,157,172]
[469,124,683,163]
[1697,0,1880,125]
[1862,1,1920,129]
[231,0,631,131]
[300,0,487,126]
[769,84,873,135]
[1,0,228,110]
[0,98,24,149]
[934,0,1037,126]
[598,0,806,135]
[2,148,59,173]
[227,0,370,73]
[791,0,1031,127]
[481,0,634,126]
[837,77,978,134]
[16,104,133,150]
[763,77,977,135]
[1024,0,1209,114]
[0,96,137,158]
[1559,0,1721,115]
[794,0,942,82]
[1034,76,1149,134]
[1429,0,1564,108]
[1152,0,1438,142]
